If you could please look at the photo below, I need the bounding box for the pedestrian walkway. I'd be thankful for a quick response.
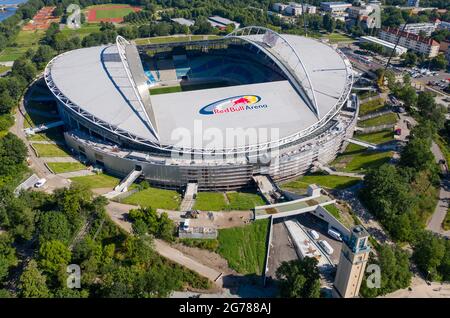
[57,170,94,178]
[180,183,198,211]
[346,138,377,150]
[314,162,365,179]
[41,157,78,163]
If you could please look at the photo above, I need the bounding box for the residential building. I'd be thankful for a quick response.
[272,3,288,13]
[437,20,450,31]
[320,2,352,13]
[407,0,420,7]
[379,27,440,57]
[360,36,408,56]
[285,2,303,16]
[400,21,439,36]
[333,226,370,298]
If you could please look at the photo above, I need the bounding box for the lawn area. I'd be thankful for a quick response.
[281,172,361,193]
[47,162,87,174]
[121,187,181,210]
[435,134,450,165]
[354,130,394,145]
[70,173,121,189]
[193,192,228,211]
[95,7,135,19]
[226,192,266,210]
[358,98,385,116]
[149,85,182,95]
[358,113,398,128]
[218,219,269,275]
[0,65,11,74]
[32,143,71,157]
[323,32,354,43]
[324,204,342,221]
[332,144,393,173]
[60,24,102,38]
[0,30,45,62]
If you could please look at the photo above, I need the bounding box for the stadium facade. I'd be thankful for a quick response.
[44,27,357,191]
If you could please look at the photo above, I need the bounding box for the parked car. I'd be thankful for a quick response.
[328,228,343,241]
[319,240,334,255]
[309,230,320,240]
[34,178,47,188]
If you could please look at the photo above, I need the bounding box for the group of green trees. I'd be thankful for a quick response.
[360,71,450,286]
[0,184,209,297]
[128,207,175,241]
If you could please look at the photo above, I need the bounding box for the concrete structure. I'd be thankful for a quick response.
[360,36,408,56]
[45,27,355,191]
[272,3,288,13]
[171,18,195,27]
[347,4,381,29]
[207,16,240,30]
[400,22,439,36]
[333,226,370,298]
[379,27,440,58]
[320,2,352,13]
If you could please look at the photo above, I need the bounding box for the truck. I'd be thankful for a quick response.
[319,240,334,255]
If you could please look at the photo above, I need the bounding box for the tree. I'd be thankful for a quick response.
[38,240,72,276]
[11,58,37,82]
[129,207,174,241]
[19,260,51,298]
[32,45,56,69]
[276,258,321,298]
[38,211,72,244]
[400,137,434,171]
[402,51,418,67]
[323,14,336,33]
[430,54,448,71]
[0,234,18,282]
[413,231,446,281]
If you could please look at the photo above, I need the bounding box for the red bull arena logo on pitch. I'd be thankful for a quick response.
[199,95,267,115]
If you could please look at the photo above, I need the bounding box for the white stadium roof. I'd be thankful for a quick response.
[46,28,352,151]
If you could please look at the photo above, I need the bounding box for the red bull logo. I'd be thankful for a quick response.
[199,95,266,115]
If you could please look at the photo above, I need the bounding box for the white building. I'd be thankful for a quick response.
[379,27,440,58]
[272,3,288,13]
[360,36,408,56]
[285,2,303,16]
[207,16,240,30]
[407,0,420,7]
[438,20,450,31]
[320,2,352,13]
[400,22,439,36]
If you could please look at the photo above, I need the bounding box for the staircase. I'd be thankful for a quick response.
[114,169,143,193]
[180,183,198,211]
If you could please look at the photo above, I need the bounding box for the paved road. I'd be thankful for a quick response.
[426,142,450,237]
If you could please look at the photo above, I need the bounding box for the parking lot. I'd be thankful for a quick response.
[295,213,343,264]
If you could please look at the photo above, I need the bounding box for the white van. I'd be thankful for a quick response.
[319,240,334,255]
[34,178,47,188]
[328,228,342,241]
[309,229,320,240]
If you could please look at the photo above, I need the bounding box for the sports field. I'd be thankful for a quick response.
[86,4,142,23]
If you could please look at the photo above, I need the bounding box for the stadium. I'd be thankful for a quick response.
[44,26,357,191]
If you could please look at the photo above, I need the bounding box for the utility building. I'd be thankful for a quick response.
[333,226,370,298]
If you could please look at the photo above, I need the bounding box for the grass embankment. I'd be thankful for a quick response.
[331,144,393,173]
[47,162,87,174]
[70,173,121,189]
[354,130,394,145]
[217,219,269,275]
[443,208,450,231]
[358,98,385,116]
[281,172,360,193]
[121,187,181,210]
[358,113,398,128]
[32,143,71,157]
[434,134,450,165]
[193,192,265,211]
[0,30,45,62]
